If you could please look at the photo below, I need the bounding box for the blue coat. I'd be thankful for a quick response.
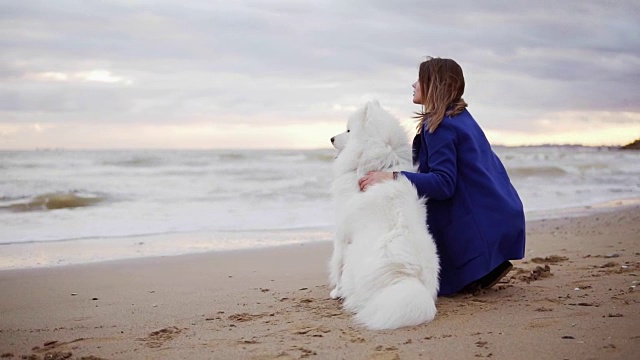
[401,109,526,295]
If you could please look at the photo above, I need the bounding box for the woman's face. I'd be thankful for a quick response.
[412,80,422,104]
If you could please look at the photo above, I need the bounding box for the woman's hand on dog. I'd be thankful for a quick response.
[358,171,394,191]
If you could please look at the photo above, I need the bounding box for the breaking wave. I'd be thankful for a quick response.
[508,166,568,178]
[1,192,105,212]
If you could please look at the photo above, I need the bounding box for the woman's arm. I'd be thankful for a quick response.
[401,123,457,200]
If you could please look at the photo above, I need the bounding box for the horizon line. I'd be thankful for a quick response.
[0,143,636,152]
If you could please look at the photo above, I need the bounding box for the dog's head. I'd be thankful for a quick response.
[331,100,411,175]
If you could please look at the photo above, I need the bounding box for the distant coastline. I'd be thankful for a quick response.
[489,139,640,150]
[492,143,636,150]
[622,138,640,150]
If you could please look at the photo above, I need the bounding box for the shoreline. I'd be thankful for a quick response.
[0,228,334,272]
[1,197,640,271]
[1,203,639,359]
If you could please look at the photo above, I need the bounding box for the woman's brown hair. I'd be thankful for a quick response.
[414,57,468,133]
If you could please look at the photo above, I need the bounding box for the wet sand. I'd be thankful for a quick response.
[1,205,639,359]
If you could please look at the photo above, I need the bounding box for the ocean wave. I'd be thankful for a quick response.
[508,166,568,178]
[576,163,614,173]
[0,192,105,212]
[0,229,179,246]
[263,153,308,162]
[215,150,335,163]
[3,162,57,169]
[101,156,163,168]
[218,153,247,161]
[307,152,336,162]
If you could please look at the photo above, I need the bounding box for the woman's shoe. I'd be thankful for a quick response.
[459,261,514,294]
[479,261,513,290]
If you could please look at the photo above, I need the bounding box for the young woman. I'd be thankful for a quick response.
[358,57,526,295]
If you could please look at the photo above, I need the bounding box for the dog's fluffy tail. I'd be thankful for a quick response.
[355,277,437,330]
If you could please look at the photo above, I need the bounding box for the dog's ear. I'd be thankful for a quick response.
[361,103,370,123]
[363,100,383,124]
[367,100,381,111]
[362,101,376,124]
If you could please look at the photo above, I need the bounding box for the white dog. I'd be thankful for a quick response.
[328,100,440,330]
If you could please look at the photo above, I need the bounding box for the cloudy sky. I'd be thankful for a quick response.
[1,0,639,149]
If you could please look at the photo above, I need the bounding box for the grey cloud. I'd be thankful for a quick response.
[0,86,134,113]
[1,0,639,132]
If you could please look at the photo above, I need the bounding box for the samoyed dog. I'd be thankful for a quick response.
[328,100,440,330]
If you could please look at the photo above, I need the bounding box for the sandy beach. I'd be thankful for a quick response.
[1,205,639,359]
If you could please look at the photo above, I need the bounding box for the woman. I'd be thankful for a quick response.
[359,57,526,295]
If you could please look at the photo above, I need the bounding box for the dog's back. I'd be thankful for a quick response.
[339,177,439,329]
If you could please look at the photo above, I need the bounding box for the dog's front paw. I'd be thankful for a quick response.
[330,287,343,300]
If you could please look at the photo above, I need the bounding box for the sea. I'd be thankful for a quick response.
[1,146,639,270]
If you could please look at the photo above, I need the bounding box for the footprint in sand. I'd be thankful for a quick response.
[531,255,568,264]
[518,265,552,283]
[340,328,366,343]
[288,345,317,358]
[251,353,296,360]
[30,338,86,354]
[293,296,345,318]
[534,306,554,312]
[368,346,400,360]
[137,326,183,348]
[598,261,638,275]
[292,325,331,337]
[228,312,268,323]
